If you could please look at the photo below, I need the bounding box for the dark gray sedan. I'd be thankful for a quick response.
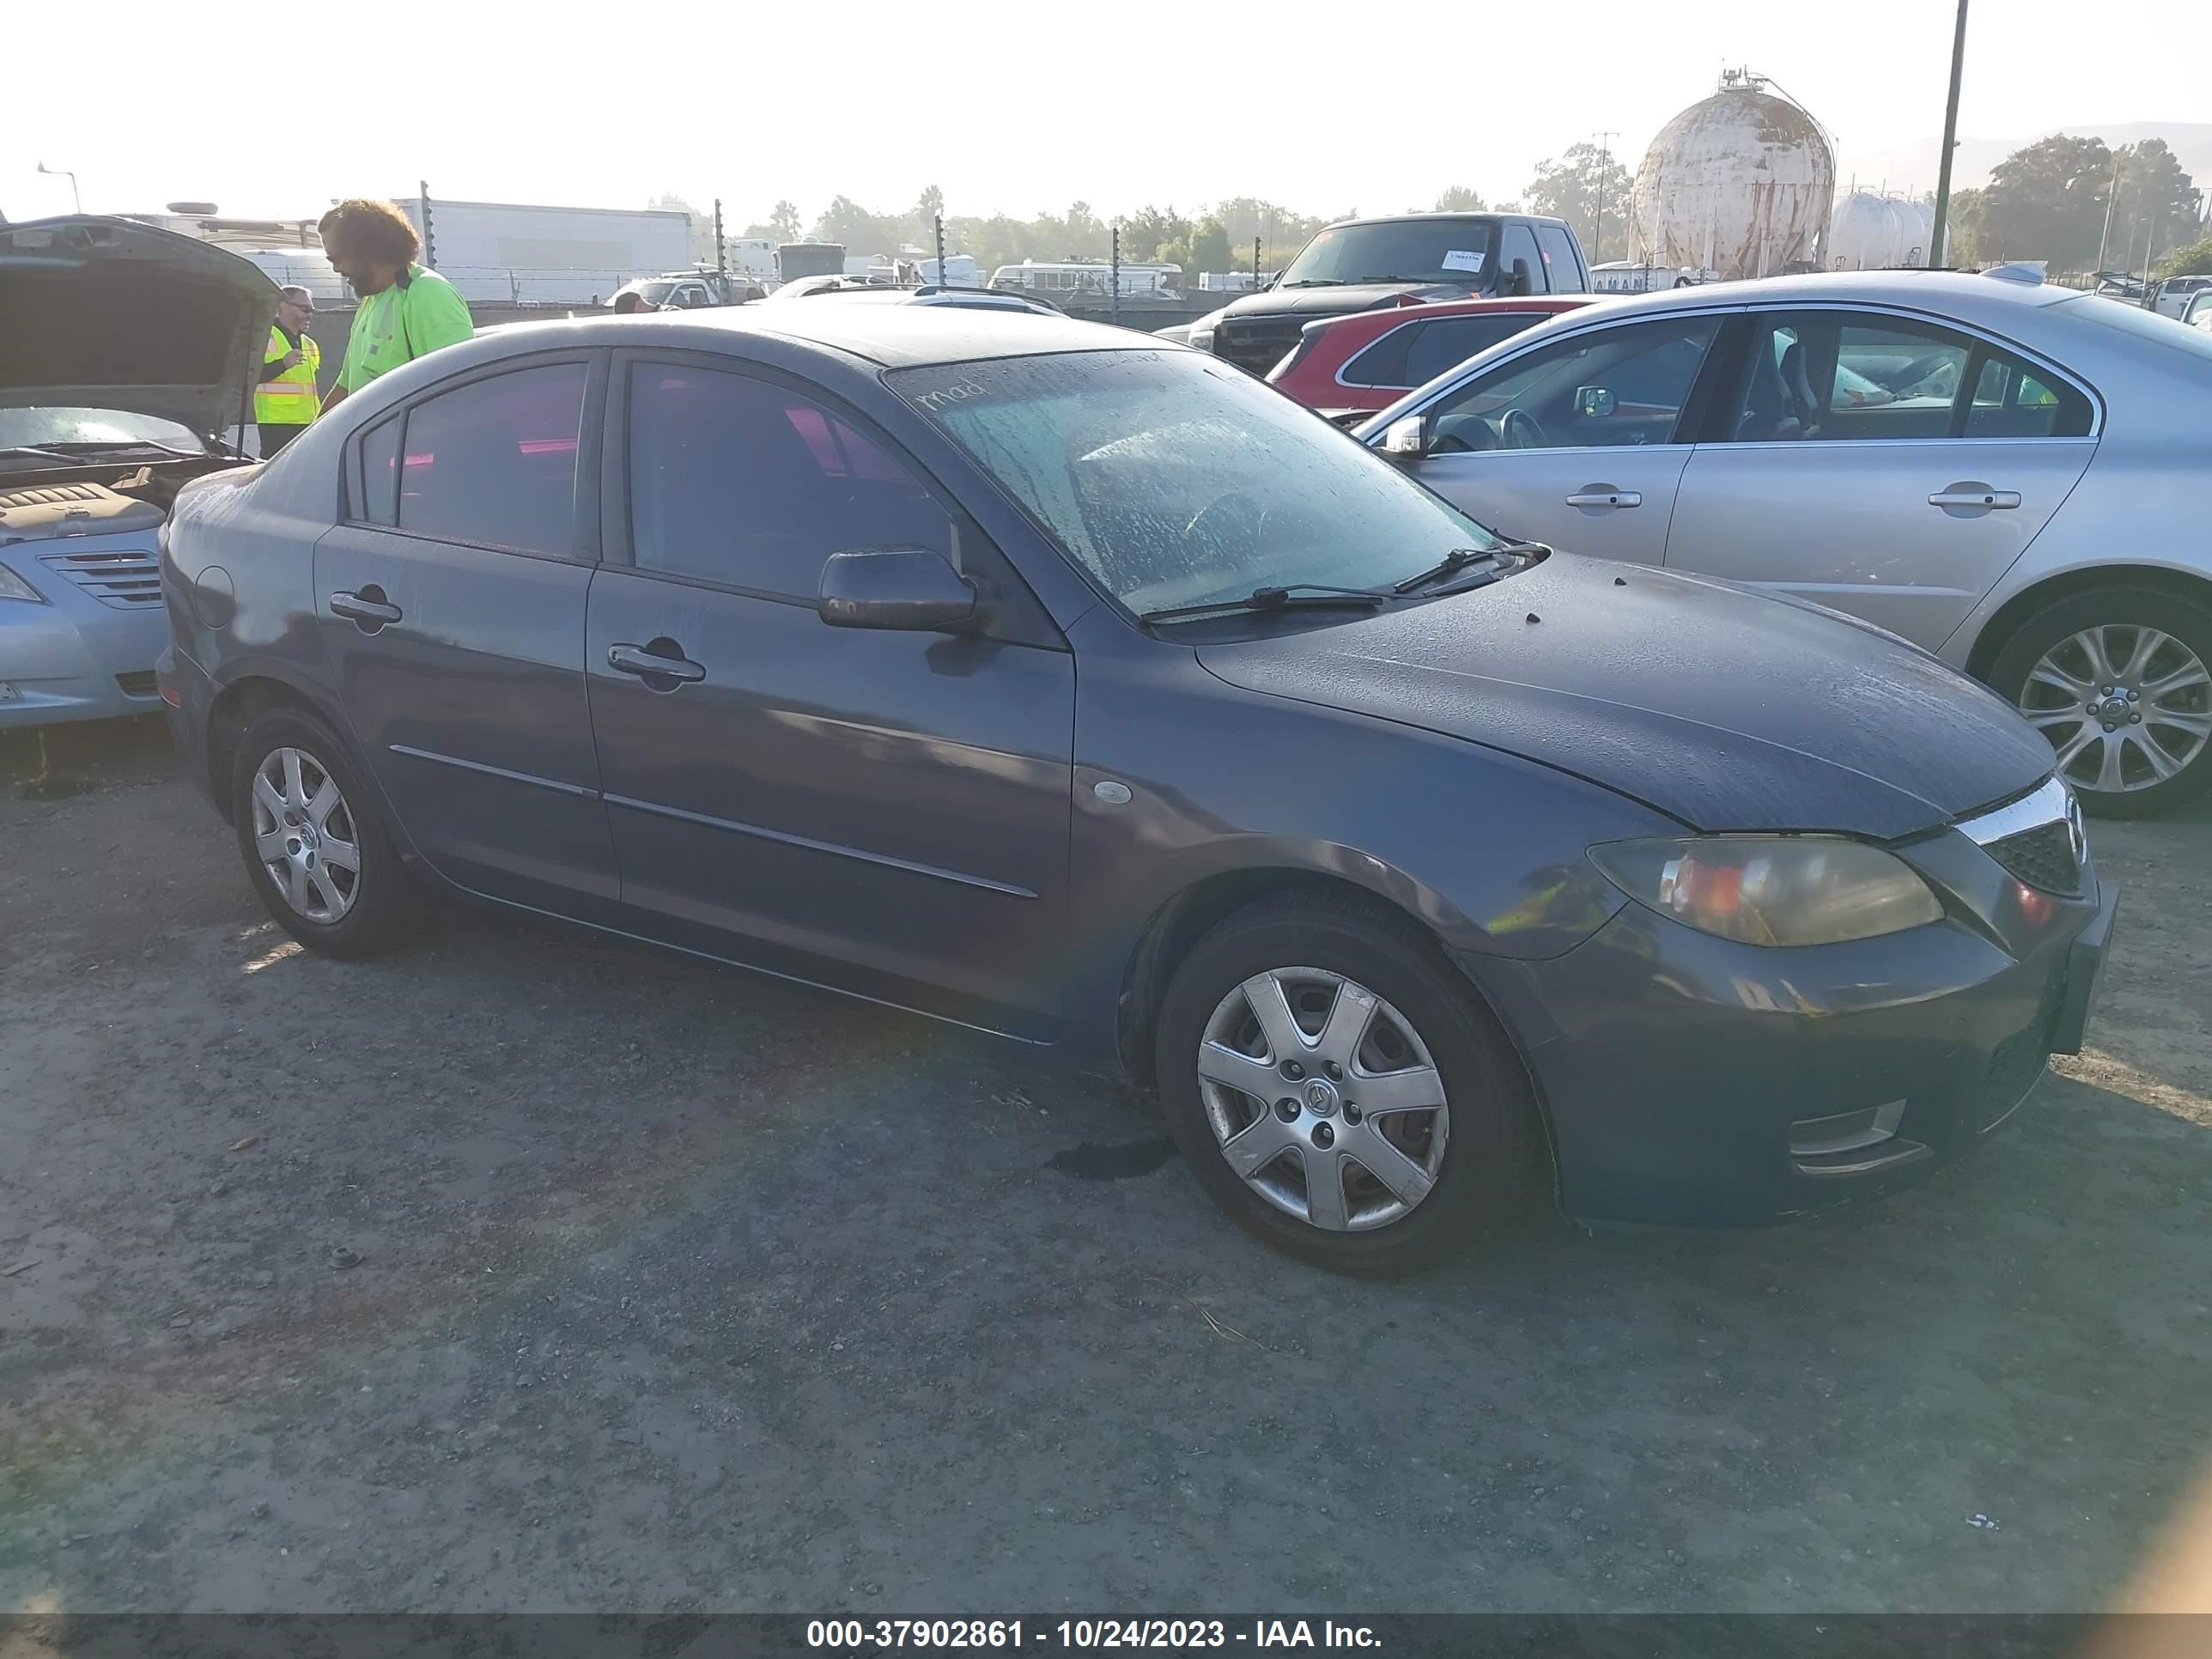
[158,307,2117,1273]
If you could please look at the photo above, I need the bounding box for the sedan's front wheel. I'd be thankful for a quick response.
[1155,891,1539,1275]
[231,706,419,957]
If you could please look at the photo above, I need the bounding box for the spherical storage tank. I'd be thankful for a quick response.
[1632,71,1836,280]
[1826,192,1936,270]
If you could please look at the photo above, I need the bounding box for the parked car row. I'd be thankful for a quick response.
[6,212,2178,1275]
[138,259,2127,1275]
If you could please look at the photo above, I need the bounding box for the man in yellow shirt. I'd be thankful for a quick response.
[316,198,475,411]
[254,285,321,458]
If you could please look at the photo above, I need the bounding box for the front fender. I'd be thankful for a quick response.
[1057,629,1674,1064]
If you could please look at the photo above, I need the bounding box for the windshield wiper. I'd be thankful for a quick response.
[0,445,82,465]
[1279,278,1345,289]
[1393,543,1547,594]
[1139,583,1395,625]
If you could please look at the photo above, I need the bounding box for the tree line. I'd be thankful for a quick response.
[653,131,2204,283]
[1948,135,2206,276]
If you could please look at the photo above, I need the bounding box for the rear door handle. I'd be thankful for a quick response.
[1929,487,2021,509]
[1565,489,1641,509]
[607,642,705,684]
[329,589,403,626]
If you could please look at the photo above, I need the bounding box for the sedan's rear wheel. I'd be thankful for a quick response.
[231,706,418,957]
[1991,588,2212,818]
[1156,890,1538,1275]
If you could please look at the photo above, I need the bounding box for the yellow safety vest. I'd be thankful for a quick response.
[254,325,321,425]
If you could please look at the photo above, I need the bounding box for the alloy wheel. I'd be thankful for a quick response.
[1196,968,1450,1232]
[250,746,362,923]
[2017,624,2212,796]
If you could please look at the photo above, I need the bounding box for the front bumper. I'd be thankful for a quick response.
[0,586,169,728]
[1475,863,2117,1228]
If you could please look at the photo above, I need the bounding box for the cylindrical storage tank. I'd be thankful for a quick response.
[1826,194,1936,270]
[1632,77,1837,279]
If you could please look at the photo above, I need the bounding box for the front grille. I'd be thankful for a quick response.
[1214,318,1307,375]
[37,548,165,609]
[113,670,159,699]
[1984,820,2083,896]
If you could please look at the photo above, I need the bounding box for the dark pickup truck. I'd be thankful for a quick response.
[1188,212,1591,376]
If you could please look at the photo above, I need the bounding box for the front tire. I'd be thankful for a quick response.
[1990,587,2212,818]
[230,706,418,957]
[1153,890,1540,1276]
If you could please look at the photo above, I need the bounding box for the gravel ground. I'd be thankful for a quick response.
[2,716,2208,1616]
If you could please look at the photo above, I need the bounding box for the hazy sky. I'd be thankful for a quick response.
[4,0,2206,227]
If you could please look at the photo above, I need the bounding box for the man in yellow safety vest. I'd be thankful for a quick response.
[254,285,321,458]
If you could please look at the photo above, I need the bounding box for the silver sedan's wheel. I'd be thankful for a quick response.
[1196,967,1449,1233]
[2018,624,2212,797]
[249,746,362,923]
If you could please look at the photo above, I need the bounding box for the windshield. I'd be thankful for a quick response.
[1277,219,1498,288]
[0,405,205,452]
[892,349,1504,617]
[637,281,678,303]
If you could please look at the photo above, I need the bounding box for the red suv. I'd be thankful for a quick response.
[1267,296,1596,425]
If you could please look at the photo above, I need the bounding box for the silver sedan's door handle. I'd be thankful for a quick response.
[1929,486,2021,509]
[1565,488,1641,509]
[329,589,403,626]
[607,642,705,684]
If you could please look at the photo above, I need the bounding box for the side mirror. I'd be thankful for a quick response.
[1510,258,1534,297]
[1573,386,1617,420]
[1380,413,1431,461]
[818,548,977,632]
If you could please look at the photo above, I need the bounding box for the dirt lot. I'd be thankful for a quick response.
[2,716,2208,1616]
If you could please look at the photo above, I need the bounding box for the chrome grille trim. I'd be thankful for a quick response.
[1957,776,2072,847]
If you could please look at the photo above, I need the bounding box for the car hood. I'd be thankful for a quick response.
[1194,555,2055,841]
[1218,282,1471,320]
[0,216,278,441]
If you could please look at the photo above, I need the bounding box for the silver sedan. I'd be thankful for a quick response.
[1361,270,2212,817]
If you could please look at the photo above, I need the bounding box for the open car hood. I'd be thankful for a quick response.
[0,216,279,444]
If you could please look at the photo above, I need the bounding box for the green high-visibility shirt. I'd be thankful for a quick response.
[338,264,475,392]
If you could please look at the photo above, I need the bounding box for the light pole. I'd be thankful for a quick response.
[1593,131,1619,261]
[1928,0,1970,268]
[37,161,81,214]
[2095,149,2124,276]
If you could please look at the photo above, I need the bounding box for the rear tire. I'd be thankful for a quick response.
[1153,890,1539,1276]
[1989,587,2212,819]
[230,705,419,958]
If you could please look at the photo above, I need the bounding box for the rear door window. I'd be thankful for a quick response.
[394,362,588,554]
[1344,317,1543,389]
[1534,226,1586,293]
[1721,312,2091,442]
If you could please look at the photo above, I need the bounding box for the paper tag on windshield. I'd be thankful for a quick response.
[1441,249,1486,273]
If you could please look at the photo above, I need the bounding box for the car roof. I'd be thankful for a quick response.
[1321,210,1571,230]
[647,303,1155,368]
[1559,267,2083,320]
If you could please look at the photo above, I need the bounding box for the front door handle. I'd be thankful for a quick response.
[607,642,705,684]
[330,589,403,627]
[1929,486,2021,510]
[1565,488,1641,509]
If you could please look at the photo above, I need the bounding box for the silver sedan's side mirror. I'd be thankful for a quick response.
[1380,414,1431,462]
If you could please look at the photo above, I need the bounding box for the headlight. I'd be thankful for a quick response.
[1187,326,1217,354]
[0,562,47,604]
[1588,836,1943,947]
